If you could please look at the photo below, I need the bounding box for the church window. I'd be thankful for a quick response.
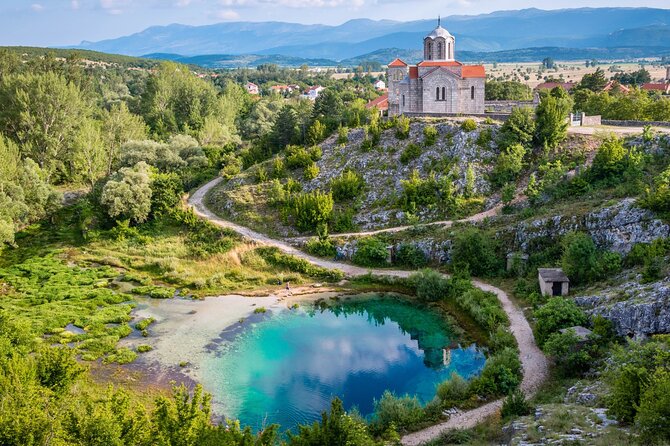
[471,86,475,100]
[402,95,406,107]
[436,87,440,101]
[442,87,446,101]
[437,42,442,59]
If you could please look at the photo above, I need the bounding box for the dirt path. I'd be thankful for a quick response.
[189,178,549,445]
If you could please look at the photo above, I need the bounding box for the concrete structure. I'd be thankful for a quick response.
[538,268,570,297]
[387,19,485,116]
[506,252,529,273]
[374,80,387,91]
[303,85,324,100]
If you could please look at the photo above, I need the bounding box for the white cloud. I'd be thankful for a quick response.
[31,3,44,12]
[71,0,80,9]
[214,8,240,19]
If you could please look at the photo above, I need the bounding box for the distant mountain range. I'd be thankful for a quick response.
[69,7,670,66]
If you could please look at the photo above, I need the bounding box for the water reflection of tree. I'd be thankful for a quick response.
[309,297,457,369]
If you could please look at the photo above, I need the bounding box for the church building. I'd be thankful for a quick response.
[387,20,486,116]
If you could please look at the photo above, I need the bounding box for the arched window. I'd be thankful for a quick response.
[437,42,442,59]
[436,87,440,101]
[448,42,452,59]
[442,87,446,101]
[471,86,475,100]
[402,94,406,107]
[427,42,433,60]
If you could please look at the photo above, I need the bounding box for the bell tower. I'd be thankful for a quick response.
[423,17,455,62]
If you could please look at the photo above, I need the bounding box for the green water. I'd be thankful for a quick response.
[201,295,486,431]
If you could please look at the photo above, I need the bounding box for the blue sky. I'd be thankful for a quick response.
[1,0,669,47]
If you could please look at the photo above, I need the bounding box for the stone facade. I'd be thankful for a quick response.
[388,21,485,116]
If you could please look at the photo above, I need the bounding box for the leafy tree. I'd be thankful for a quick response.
[35,346,84,394]
[101,162,153,224]
[371,391,424,434]
[100,102,148,176]
[0,71,92,180]
[544,329,593,376]
[535,87,573,149]
[590,136,643,185]
[612,68,652,86]
[423,125,438,146]
[534,297,587,346]
[151,172,183,217]
[492,143,526,187]
[72,118,106,187]
[642,166,670,213]
[636,368,670,444]
[578,68,608,92]
[485,81,532,101]
[395,244,428,269]
[287,398,376,446]
[451,227,499,276]
[561,232,599,284]
[497,107,535,149]
[312,89,344,131]
[501,389,532,418]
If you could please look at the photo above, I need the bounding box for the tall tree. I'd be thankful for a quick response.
[100,102,148,176]
[535,87,573,149]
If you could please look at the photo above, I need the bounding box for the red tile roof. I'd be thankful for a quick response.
[461,65,486,78]
[642,83,670,92]
[366,94,388,110]
[409,67,419,79]
[534,82,576,91]
[417,60,462,67]
[388,58,408,67]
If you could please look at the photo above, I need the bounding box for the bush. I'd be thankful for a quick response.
[423,125,438,146]
[305,237,337,258]
[491,143,525,187]
[534,297,587,346]
[352,237,388,267]
[400,143,422,164]
[330,208,357,233]
[501,389,532,418]
[410,269,449,302]
[150,172,183,217]
[489,326,517,353]
[337,126,349,144]
[399,170,438,210]
[395,244,428,268]
[561,232,621,285]
[289,191,333,233]
[331,170,365,202]
[636,368,670,444]
[372,391,424,432]
[461,119,477,132]
[436,372,470,405]
[471,347,522,396]
[285,145,314,169]
[497,107,535,149]
[257,247,344,282]
[395,116,411,139]
[544,329,593,377]
[455,288,508,332]
[303,162,319,181]
[451,228,499,277]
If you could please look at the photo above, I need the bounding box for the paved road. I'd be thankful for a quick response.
[188,178,549,446]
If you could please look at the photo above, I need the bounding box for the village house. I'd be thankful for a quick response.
[374,79,386,91]
[303,85,325,101]
[642,83,670,95]
[538,268,570,297]
[387,19,486,116]
[246,82,259,95]
[534,81,576,92]
[365,93,389,116]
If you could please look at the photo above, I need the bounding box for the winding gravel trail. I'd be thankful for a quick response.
[188,177,549,446]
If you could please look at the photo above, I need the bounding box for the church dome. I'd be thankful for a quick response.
[426,25,452,40]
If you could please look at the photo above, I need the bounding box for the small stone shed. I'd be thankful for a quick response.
[538,268,570,297]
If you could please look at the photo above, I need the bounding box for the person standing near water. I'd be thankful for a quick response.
[285,281,292,296]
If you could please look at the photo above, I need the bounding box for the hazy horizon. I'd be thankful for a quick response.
[2,1,670,48]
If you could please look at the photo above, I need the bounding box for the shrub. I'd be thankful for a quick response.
[399,170,438,210]
[471,347,522,396]
[534,297,587,346]
[101,162,152,224]
[410,269,449,302]
[544,329,593,377]
[437,373,470,405]
[560,232,599,284]
[137,345,153,353]
[451,228,499,277]
[497,107,535,149]
[305,237,337,258]
[395,244,428,268]
[331,170,365,202]
[501,389,532,418]
[352,237,388,267]
[491,143,525,187]
[400,143,422,164]
[590,136,644,186]
[461,119,477,132]
[257,247,344,282]
[423,125,438,146]
[289,191,333,232]
[307,119,327,145]
[535,88,572,148]
[271,157,286,178]
[372,391,424,432]
[285,145,314,169]
[455,288,508,332]
[636,368,670,444]
[303,162,319,181]
[330,208,357,233]
[150,172,183,217]
[337,126,349,144]
[395,116,411,139]
[489,326,517,353]
[255,166,268,183]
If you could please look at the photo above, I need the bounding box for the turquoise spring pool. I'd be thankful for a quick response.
[200,294,486,431]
